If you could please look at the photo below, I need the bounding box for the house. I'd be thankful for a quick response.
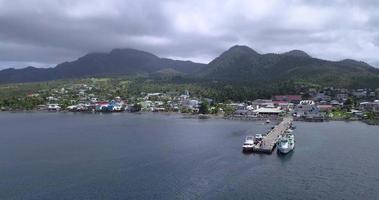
[140,101,153,111]
[313,92,331,102]
[144,93,163,100]
[352,89,367,98]
[336,93,348,101]
[359,101,379,113]
[26,93,40,97]
[90,98,98,103]
[251,99,274,109]
[47,104,61,111]
[295,100,319,117]
[330,100,342,107]
[317,105,333,112]
[228,103,246,110]
[46,96,58,101]
[273,95,302,104]
[181,99,200,109]
[272,101,294,111]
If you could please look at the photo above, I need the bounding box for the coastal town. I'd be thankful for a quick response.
[1,78,379,124]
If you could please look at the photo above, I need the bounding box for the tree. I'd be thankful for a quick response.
[344,98,354,111]
[131,103,142,112]
[198,102,209,114]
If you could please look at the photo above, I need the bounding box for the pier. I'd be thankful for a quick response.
[253,116,293,153]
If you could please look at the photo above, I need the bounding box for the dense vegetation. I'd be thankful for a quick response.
[1,45,379,90]
[1,45,379,110]
[199,45,379,88]
[0,75,317,111]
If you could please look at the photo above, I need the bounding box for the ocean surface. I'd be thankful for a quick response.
[0,112,379,200]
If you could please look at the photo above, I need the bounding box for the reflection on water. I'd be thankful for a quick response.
[276,149,295,161]
[0,113,378,200]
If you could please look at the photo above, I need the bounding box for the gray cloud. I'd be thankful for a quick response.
[0,0,379,69]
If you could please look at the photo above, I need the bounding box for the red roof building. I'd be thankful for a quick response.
[273,95,302,103]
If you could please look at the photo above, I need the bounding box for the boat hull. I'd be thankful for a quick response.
[277,146,294,154]
[242,146,254,152]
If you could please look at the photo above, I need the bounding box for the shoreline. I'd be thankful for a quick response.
[1,110,379,125]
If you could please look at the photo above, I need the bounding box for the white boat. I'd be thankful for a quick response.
[277,134,295,154]
[242,136,255,151]
[284,129,293,133]
[255,134,263,141]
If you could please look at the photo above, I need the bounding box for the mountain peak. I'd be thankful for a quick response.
[227,45,259,55]
[109,48,158,59]
[282,50,311,58]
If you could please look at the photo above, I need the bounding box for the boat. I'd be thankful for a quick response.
[284,129,293,133]
[242,136,255,151]
[255,133,263,141]
[265,119,271,124]
[277,133,295,154]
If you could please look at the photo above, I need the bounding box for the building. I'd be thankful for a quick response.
[295,100,319,117]
[359,101,379,113]
[251,99,274,109]
[336,93,348,101]
[272,101,294,111]
[253,107,283,116]
[352,89,367,98]
[273,95,302,104]
[47,104,61,111]
[317,105,333,112]
[313,92,331,102]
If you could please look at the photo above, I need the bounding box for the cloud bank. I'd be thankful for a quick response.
[0,0,379,68]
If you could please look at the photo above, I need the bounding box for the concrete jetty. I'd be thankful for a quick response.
[252,116,293,153]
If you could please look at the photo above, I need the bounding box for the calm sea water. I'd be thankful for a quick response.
[0,112,379,200]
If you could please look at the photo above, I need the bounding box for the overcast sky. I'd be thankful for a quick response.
[0,0,379,69]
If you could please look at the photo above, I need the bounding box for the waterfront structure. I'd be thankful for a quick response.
[253,107,283,116]
[295,100,318,117]
[252,117,293,153]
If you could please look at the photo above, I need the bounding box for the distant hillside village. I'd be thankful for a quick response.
[1,79,379,123]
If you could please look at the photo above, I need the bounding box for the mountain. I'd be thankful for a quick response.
[1,45,379,88]
[199,45,379,88]
[0,48,205,83]
[281,50,311,58]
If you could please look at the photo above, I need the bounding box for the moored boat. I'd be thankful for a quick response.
[254,133,263,141]
[277,133,295,154]
[285,128,293,133]
[242,136,255,152]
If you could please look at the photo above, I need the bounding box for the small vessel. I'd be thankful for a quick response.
[265,119,271,124]
[254,133,263,141]
[242,136,255,151]
[277,134,295,154]
[285,128,293,133]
